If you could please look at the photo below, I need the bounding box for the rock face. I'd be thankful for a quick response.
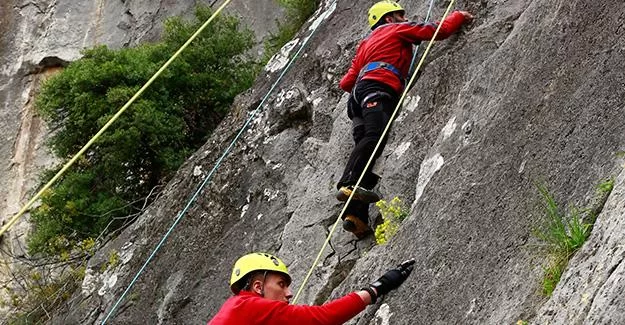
[3,0,625,324]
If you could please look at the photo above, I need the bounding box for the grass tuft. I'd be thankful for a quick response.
[532,183,592,296]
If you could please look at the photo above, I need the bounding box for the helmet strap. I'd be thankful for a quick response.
[259,270,268,297]
[245,270,269,297]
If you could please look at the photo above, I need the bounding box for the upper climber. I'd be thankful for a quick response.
[336,0,474,237]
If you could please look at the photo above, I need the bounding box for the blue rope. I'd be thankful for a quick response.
[407,0,436,78]
[100,4,332,324]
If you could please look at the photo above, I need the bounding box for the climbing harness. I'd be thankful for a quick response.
[101,2,333,323]
[293,0,458,304]
[359,91,393,107]
[353,62,405,105]
[351,61,399,106]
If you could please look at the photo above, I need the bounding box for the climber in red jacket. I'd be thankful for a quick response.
[208,252,415,325]
[336,0,474,237]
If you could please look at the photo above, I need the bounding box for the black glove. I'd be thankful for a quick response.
[363,259,415,304]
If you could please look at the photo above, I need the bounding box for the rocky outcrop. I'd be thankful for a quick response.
[3,0,625,324]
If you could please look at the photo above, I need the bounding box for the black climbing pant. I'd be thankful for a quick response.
[337,80,399,191]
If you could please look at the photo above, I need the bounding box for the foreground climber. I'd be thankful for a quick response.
[208,252,415,324]
[337,0,474,237]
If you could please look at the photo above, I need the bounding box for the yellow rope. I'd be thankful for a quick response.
[0,0,234,239]
[292,0,458,303]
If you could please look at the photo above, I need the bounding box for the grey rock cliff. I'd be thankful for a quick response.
[4,0,625,324]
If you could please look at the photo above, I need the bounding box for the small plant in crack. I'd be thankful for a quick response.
[596,178,614,195]
[532,183,591,296]
[374,197,409,245]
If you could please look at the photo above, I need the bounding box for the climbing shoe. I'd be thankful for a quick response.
[343,215,373,239]
[336,186,380,203]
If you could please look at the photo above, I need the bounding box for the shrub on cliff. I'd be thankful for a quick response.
[30,6,258,257]
[264,0,319,60]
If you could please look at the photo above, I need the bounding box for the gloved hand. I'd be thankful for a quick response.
[363,259,415,304]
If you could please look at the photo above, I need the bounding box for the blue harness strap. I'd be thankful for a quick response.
[352,61,403,106]
[358,61,403,81]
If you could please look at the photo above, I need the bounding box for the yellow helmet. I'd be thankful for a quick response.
[368,1,405,28]
[229,252,291,294]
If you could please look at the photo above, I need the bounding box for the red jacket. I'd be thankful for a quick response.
[339,11,467,94]
[208,291,367,325]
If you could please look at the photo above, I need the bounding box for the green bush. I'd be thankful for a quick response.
[30,5,258,257]
[264,0,319,60]
[374,197,409,245]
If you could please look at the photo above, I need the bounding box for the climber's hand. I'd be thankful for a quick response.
[369,259,415,296]
[458,11,474,21]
